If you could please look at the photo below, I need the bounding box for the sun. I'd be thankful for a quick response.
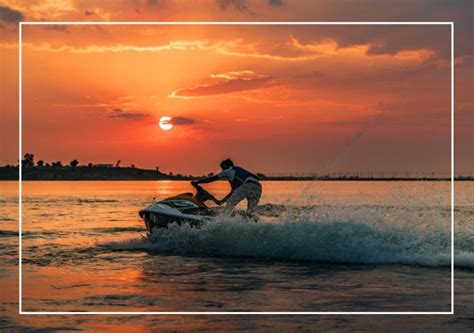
[159,116,173,131]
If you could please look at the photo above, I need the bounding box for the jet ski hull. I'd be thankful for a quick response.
[139,201,214,233]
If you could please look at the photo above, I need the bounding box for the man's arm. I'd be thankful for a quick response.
[192,174,219,185]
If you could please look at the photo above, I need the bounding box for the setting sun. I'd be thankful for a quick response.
[159,116,173,131]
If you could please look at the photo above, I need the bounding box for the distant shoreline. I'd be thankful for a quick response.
[2,179,471,181]
[0,166,471,182]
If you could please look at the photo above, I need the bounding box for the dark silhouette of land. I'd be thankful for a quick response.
[1,154,194,181]
[0,153,471,181]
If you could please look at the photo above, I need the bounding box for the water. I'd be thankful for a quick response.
[1,180,473,331]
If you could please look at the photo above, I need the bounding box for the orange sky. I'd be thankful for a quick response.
[0,1,472,175]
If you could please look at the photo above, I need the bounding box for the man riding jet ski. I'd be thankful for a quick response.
[192,158,262,217]
[139,159,262,233]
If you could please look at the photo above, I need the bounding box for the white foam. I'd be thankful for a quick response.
[100,206,474,268]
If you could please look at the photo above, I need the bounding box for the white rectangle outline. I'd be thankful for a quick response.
[18,21,455,315]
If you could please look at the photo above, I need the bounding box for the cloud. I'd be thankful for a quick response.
[27,40,211,53]
[53,95,155,111]
[108,108,148,120]
[22,37,372,62]
[217,0,254,14]
[30,0,77,17]
[268,0,283,5]
[41,24,69,32]
[209,70,265,80]
[28,34,432,63]
[289,26,451,60]
[0,5,24,23]
[82,8,111,20]
[147,0,163,6]
[170,116,196,125]
[24,37,334,62]
[171,71,275,98]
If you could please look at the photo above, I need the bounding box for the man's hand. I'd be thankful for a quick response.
[212,198,223,206]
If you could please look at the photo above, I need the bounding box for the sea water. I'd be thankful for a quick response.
[0,180,473,331]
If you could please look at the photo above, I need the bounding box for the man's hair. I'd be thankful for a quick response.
[220,158,234,169]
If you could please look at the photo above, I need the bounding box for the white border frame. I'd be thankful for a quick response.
[18,21,455,315]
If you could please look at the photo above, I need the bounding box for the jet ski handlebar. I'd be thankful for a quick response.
[191,182,221,206]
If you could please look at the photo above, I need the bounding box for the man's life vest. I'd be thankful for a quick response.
[229,166,260,190]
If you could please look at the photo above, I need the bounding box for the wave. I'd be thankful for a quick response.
[19,197,120,204]
[90,226,145,233]
[0,230,18,237]
[77,199,119,203]
[100,209,474,268]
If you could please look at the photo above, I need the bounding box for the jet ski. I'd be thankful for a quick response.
[139,182,221,233]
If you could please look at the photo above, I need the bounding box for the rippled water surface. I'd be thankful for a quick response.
[1,180,473,331]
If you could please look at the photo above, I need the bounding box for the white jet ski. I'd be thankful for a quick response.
[139,183,221,233]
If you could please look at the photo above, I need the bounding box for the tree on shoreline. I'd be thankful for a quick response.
[22,153,34,168]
